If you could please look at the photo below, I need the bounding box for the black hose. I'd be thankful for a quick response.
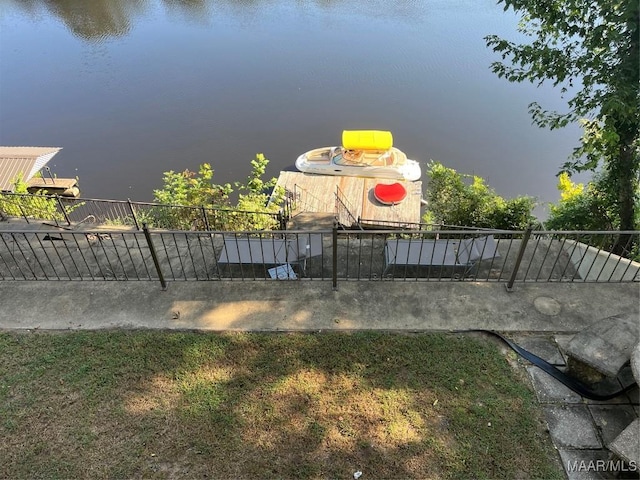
[474,330,637,401]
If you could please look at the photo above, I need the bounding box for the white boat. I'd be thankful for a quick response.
[295,130,422,182]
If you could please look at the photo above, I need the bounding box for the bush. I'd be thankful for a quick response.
[147,154,283,231]
[545,172,640,259]
[0,175,62,221]
[423,161,536,230]
[231,153,284,230]
[544,172,618,231]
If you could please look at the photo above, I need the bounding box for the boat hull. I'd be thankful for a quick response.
[295,147,421,182]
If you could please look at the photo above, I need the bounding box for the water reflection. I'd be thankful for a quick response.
[4,0,434,42]
[163,0,211,24]
[4,0,146,40]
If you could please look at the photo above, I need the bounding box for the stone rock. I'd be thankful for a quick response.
[564,313,639,380]
[631,343,640,384]
[609,418,640,466]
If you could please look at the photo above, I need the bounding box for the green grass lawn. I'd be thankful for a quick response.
[0,331,563,479]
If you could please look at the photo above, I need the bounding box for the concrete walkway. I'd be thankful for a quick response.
[0,281,637,332]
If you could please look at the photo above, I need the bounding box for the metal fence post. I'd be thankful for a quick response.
[55,195,72,226]
[127,199,140,230]
[505,227,532,292]
[332,222,338,290]
[143,224,167,290]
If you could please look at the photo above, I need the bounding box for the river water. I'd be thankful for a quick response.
[0,0,585,217]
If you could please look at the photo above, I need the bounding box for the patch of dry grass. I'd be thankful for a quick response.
[0,331,563,479]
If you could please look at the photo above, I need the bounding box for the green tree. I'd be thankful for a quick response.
[545,172,616,231]
[423,161,536,230]
[546,172,640,259]
[485,0,639,251]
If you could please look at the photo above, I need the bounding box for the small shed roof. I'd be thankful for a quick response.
[0,146,62,192]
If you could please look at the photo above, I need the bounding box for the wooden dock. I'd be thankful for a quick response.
[275,171,423,228]
[27,177,80,197]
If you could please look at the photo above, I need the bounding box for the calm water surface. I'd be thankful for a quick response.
[0,0,585,216]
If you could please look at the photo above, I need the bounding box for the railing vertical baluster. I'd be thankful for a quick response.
[71,232,95,280]
[128,199,140,230]
[495,236,512,282]
[86,233,108,279]
[97,233,118,280]
[174,233,188,281]
[157,233,175,280]
[345,233,350,280]
[131,232,152,280]
[194,233,210,280]
[108,234,128,280]
[17,202,30,224]
[186,233,200,279]
[612,233,637,282]
[43,233,70,280]
[121,232,141,280]
[21,232,46,279]
[55,195,72,226]
[0,233,17,279]
[505,227,532,292]
[142,224,167,290]
[201,207,211,231]
[332,223,338,290]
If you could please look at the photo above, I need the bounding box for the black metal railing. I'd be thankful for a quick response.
[288,184,334,216]
[335,186,359,228]
[1,226,638,288]
[0,193,284,231]
[0,227,331,283]
[355,219,509,231]
[333,229,639,286]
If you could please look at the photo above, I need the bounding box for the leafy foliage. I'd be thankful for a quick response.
[546,171,640,231]
[545,173,615,231]
[423,161,536,230]
[146,154,283,231]
[0,175,63,221]
[546,172,640,260]
[233,154,284,230]
[485,0,640,237]
[153,163,232,208]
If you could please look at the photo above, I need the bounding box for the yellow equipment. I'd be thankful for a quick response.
[342,130,393,151]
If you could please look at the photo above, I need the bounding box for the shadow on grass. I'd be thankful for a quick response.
[0,331,563,479]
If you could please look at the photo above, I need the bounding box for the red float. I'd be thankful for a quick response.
[373,182,407,205]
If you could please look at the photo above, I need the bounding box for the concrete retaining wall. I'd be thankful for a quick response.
[563,240,640,282]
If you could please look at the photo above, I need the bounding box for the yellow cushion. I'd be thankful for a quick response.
[342,130,393,150]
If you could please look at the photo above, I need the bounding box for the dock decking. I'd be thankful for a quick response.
[27,177,80,197]
[275,171,423,228]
